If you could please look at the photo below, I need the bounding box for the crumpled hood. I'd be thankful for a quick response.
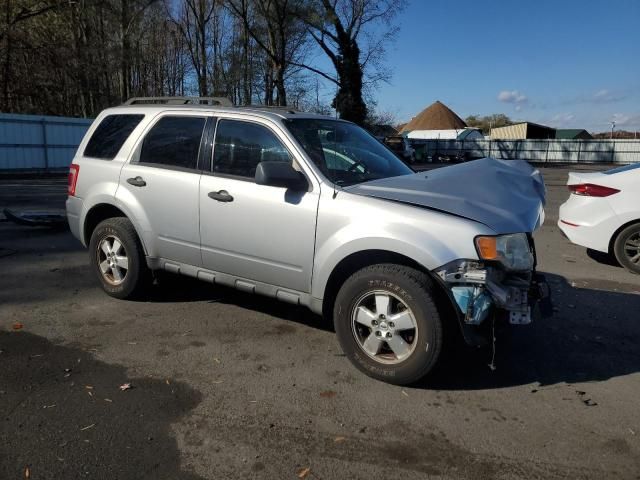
[345,158,546,233]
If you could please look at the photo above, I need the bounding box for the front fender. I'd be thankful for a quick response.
[311,218,485,300]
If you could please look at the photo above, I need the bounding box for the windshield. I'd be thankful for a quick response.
[285,119,413,186]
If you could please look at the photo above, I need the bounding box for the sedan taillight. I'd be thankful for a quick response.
[568,183,620,197]
[68,164,80,196]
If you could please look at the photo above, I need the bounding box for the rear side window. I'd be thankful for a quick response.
[213,120,292,178]
[139,116,206,170]
[84,114,144,159]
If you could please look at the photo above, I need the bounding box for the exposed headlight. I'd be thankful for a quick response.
[475,233,533,271]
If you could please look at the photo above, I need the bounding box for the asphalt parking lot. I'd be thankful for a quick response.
[1,165,639,479]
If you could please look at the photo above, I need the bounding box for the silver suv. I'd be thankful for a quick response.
[67,98,548,385]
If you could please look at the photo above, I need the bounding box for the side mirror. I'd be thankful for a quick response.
[255,162,308,190]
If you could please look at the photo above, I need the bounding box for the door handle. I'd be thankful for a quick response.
[127,176,146,187]
[208,190,234,202]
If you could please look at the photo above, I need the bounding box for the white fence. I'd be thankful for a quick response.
[414,139,640,164]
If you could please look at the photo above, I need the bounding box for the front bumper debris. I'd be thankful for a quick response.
[436,261,551,327]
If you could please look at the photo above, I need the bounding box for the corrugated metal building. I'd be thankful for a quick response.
[0,113,92,172]
[490,122,556,140]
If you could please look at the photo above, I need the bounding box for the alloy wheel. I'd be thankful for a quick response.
[351,290,418,365]
[97,235,129,285]
[624,232,640,265]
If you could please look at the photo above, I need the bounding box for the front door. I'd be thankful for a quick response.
[199,118,318,292]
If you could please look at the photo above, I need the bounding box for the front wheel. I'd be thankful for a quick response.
[613,223,640,274]
[89,217,151,299]
[333,264,443,385]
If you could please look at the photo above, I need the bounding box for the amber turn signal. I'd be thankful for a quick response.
[475,236,498,260]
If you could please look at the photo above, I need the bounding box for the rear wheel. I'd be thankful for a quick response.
[89,217,151,298]
[613,223,640,274]
[333,264,443,385]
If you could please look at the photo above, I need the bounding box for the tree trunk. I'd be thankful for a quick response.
[121,0,130,102]
[242,18,250,104]
[333,39,366,124]
[2,0,11,110]
[197,0,207,96]
[274,63,286,106]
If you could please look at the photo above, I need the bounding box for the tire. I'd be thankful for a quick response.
[89,217,151,299]
[333,264,443,385]
[613,223,640,274]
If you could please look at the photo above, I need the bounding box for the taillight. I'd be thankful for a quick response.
[68,164,80,196]
[568,183,620,197]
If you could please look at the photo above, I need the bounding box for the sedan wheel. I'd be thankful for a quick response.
[623,233,640,265]
[614,223,640,275]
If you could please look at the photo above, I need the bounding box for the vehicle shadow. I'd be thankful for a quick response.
[0,331,205,480]
[422,272,640,390]
[586,248,621,268]
[147,272,332,333]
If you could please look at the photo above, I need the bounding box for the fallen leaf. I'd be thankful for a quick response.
[119,383,133,391]
[80,423,95,431]
[104,398,113,403]
[24,466,30,479]
[213,357,221,364]
[12,323,24,330]
[297,467,311,479]
[87,391,93,397]
[320,390,337,398]
[334,436,346,443]
[85,385,94,390]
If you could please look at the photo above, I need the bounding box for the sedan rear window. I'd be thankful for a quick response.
[604,164,640,175]
[84,114,144,159]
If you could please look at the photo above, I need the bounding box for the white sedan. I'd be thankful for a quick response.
[558,164,640,273]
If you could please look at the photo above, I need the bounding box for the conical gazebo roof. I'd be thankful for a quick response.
[401,101,467,132]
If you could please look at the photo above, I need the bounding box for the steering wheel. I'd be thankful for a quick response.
[348,160,368,174]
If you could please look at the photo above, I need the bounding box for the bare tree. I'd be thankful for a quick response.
[297,0,403,125]
[170,0,218,96]
[0,0,401,118]
[226,0,308,106]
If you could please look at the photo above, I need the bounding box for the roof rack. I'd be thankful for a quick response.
[123,96,233,107]
[236,105,300,114]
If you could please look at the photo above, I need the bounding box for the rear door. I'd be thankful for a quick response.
[198,118,319,292]
[117,113,211,267]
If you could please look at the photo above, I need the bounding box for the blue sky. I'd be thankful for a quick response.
[368,0,640,132]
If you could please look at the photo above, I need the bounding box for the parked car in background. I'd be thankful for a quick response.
[67,97,548,385]
[383,135,415,164]
[558,164,640,274]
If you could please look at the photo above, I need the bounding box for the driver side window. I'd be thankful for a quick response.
[213,119,292,179]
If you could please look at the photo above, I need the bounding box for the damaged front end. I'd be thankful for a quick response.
[434,234,550,346]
